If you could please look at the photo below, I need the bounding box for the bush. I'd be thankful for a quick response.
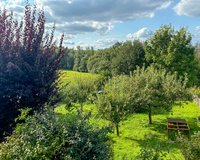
[136,146,167,160]
[0,107,112,160]
[190,87,200,97]
[180,131,200,160]
[135,138,170,160]
[0,4,64,139]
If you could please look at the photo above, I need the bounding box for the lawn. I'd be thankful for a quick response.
[56,70,200,160]
[58,70,99,86]
[58,70,100,99]
[55,102,200,160]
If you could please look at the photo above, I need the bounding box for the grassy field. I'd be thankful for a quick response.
[58,70,99,86]
[56,102,200,160]
[58,70,100,103]
[56,70,200,160]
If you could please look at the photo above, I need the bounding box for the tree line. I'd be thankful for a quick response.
[61,26,200,86]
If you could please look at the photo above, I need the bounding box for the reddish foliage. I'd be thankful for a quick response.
[0,4,64,139]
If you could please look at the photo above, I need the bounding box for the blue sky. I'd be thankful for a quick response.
[1,0,200,49]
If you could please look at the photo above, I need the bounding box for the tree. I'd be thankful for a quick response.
[194,44,200,85]
[130,66,188,124]
[111,40,145,75]
[145,25,198,85]
[73,46,94,72]
[64,74,98,112]
[0,4,64,139]
[60,48,75,70]
[96,76,132,136]
[87,49,112,76]
[87,40,145,77]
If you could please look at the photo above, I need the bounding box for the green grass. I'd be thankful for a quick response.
[58,70,100,99]
[58,70,101,103]
[111,102,200,160]
[56,70,200,160]
[55,102,200,160]
[58,70,99,85]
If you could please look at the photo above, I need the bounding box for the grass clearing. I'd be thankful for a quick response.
[57,70,100,103]
[55,102,200,160]
[58,70,99,87]
[56,70,200,159]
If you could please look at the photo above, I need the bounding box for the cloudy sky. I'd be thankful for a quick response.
[1,0,200,49]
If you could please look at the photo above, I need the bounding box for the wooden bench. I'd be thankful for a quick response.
[167,118,190,140]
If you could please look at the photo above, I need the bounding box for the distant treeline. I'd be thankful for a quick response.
[61,40,145,76]
[61,25,200,86]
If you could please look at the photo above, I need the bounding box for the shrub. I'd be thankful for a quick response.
[136,146,167,160]
[0,107,112,160]
[180,131,200,160]
[0,4,64,139]
[190,87,200,97]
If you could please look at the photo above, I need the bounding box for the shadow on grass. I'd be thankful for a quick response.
[144,117,200,137]
[122,117,200,156]
[124,135,180,153]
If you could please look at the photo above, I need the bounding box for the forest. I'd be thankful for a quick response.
[0,3,200,160]
[61,30,200,86]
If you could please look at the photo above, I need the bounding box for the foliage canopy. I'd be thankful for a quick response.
[96,75,132,136]
[130,66,189,124]
[145,25,198,85]
[0,4,64,139]
[0,108,112,160]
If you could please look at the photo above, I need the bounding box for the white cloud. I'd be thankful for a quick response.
[195,26,200,31]
[193,26,200,37]
[43,0,170,35]
[127,27,153,40]
[65,34,76,39]
[174,0,200,16]
[77,39,118,49]
[54,21,113,35]
[63,40,75,45]
[42,0,171,22]
[95,39,118,48]
[0,0,172,48]
[1,0,171,35]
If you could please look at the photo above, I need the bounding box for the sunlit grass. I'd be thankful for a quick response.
[56,70,200,160]
[58,70,99,86]
[55,101,200,160]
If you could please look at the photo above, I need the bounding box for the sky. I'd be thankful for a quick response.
[1,0,200,49]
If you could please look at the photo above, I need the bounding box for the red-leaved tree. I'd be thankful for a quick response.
[0,4,64,139]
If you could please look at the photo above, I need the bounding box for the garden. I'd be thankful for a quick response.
[0,3,200,160]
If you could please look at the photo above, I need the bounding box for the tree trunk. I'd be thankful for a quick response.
[80,103,83,113]
[116,123,120,136]
[148,108,152,124]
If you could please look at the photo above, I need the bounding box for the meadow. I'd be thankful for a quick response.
[56,70,200,160]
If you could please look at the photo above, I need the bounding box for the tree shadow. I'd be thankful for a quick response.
[124,134,180,154]
[145,117,200,137]
[123,116,200,155]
